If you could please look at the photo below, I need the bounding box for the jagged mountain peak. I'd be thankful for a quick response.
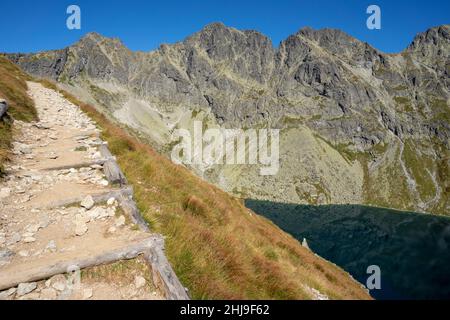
[410,24,450,47]
[405,24,450,71]
[292,26,380,65]
[408,24,450,50]
[296,26,358,43]
[185,22,274,50]
[75,32,127,51]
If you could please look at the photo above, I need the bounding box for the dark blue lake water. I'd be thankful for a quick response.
[245,200,450,300]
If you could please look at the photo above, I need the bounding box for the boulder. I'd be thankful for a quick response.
[0,188,11,199]
[134,276,146,289]
[80,195,95,210]
[17,282,37,296]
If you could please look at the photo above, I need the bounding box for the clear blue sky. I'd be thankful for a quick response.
[0,0,448,54]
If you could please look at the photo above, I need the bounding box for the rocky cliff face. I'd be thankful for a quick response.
[6,23,450,214]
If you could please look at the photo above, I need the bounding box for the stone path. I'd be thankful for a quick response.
[0,82,164,300]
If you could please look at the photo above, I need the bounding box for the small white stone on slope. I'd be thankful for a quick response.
[46,240,57,252]
[83,288,93,299]
[0,287,17,299]
[47,152,59,159]
[80,195,95,210]
[75,222,88,236]
[107,226,116,234]
[134,276,146,289]
[18,250,29,257]
[49,275,67,292]
[7,232,21,245]
[0,187,11,199]
[115,215,126,228]
[23,236,36,243]
[107,197,116,206]
[17,282,37,296]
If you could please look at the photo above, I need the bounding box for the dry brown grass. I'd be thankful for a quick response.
[0,56,37,122]
[81,256,153,287]
[38,79,372,300]
[0,56,38,175]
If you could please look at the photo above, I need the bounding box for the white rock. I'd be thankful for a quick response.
[50,275,67,292]
[31,175,42,181]
[22,232,35,238]
[18,250,29,257]
[83,288,93,300]
[75,223,88,236]
[40,287,57,300]
[75,213,90,224]
[134,276,146,289]
[17,282,37,296]
[80,195,95,210]
[0,287,17,299]
[302,238,310,250]
[39,214,50,228]
[32,249,43,257]
[107,208,116,217]
[100,180,109,187]
[7,232,21,245]
[107,197,116,206]
[26,224,40,233]
[45,240,57,252]
[48,152,58,159]
[13,143,32,155]
[0,249,14,264]
[87,207,101,220]
[115,215,126,228]
[0,188,11,199]
[107,226,116,234]
[23,236,36,243]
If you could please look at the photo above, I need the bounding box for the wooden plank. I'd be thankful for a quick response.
[99,144,128,186]
[41,159,108,171]
[42,187,133,210]
[118,194,150,232]
[0,237,158,291]
[144,237,190,300]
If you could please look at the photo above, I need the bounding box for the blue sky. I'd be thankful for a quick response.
[0,0,448,54]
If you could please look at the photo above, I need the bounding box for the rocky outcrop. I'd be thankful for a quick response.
[5,23,450,214]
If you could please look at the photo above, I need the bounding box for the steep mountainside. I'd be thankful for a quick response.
[6,23,450,214]
[0,58,371,300]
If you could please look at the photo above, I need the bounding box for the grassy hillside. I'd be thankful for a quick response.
[0,56,38,175]
[37,80,371,300]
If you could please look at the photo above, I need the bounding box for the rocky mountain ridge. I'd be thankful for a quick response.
[5,23,449,214]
